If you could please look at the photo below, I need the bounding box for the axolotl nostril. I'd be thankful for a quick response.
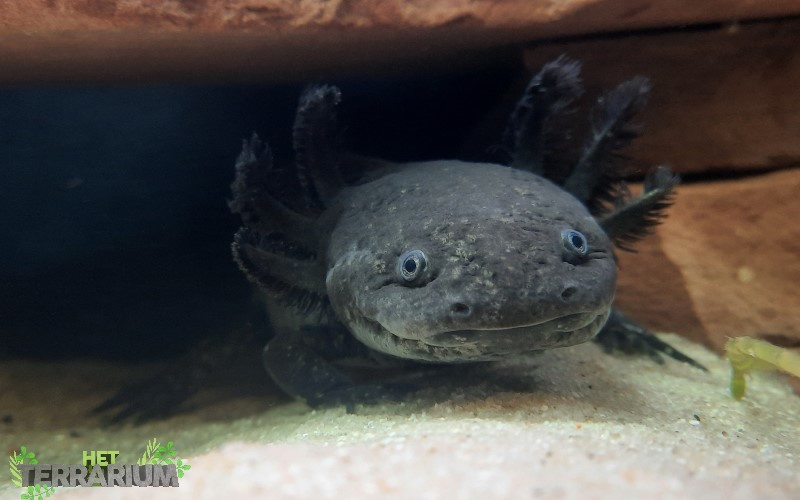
[229,57,705,406]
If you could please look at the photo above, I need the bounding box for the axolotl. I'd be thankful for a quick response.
[230,57,703,406]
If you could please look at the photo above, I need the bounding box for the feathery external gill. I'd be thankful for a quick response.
[563,76,651,214]
[504,55,584,175]
[293,85,345,208]
[232,228,329,313]
[230,86,354,315]
[229,134,319,252]
[598,165,679,252]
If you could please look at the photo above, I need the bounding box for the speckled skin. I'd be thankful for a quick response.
[325,160,616,362]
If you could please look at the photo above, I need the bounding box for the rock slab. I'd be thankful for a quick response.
[1,1,799,83]
[616,168,800,354]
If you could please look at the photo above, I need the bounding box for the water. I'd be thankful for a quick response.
[2,66,798,499]
[0,71,512,360]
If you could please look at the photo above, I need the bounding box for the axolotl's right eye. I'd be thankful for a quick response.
[561,228,589,265]
[398,250,428,283]
[561,229,588,256]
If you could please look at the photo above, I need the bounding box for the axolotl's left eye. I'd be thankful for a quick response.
[399,250,428,283]
[561,229,589,257]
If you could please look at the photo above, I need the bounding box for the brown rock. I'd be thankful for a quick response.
[524,20,800,175]
[3,0,798,34]
[0,1,799,84]
[615,232,709,346]
[615,168,800,353]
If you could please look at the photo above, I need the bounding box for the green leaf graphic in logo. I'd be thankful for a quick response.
[154,441,176,464]
[136,438,189,476]
[22,483,55,500]
[9,447,39,487]
[137,438,160,466]
[9,453,22,487]
[175,459,191,478]
[10,447,54,499]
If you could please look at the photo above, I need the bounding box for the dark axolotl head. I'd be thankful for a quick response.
[325,160,616,362]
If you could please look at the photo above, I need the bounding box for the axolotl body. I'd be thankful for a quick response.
[230,58,701,405]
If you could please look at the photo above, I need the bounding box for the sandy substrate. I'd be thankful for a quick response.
[2,335,798,499]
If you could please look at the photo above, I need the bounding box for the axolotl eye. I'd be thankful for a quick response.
[561,229,589,256]
[399,250,428,283]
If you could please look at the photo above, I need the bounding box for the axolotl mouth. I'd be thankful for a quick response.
[351,310,611,363]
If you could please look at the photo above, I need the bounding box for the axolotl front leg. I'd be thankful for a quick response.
[595,309,706,371]
[262,324,417,410]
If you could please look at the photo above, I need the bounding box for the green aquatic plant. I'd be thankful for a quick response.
[725,336,800,400]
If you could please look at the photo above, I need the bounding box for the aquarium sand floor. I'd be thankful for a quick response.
[1,335,798,499]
